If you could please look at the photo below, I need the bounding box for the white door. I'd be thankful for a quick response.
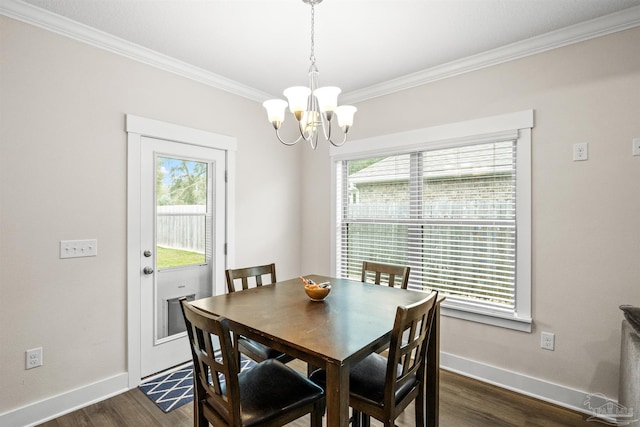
[140,136,226,377]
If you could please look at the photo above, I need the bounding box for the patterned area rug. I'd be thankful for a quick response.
[139,354,256,413]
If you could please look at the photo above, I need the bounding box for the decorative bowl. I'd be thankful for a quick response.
[304,283,331,301]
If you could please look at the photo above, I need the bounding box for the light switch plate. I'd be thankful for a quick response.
[60,239,97,259]
[633,138,640,156]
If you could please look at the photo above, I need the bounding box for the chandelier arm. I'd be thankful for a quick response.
[275,128,305,146]
[319,113,348,147]
[328,132,348,147]
[326,114,332,141]
[317,113,330,141]
[308,130,318,150]
[297,120,316,145]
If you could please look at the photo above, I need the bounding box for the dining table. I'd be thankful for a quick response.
[190,274,443,427]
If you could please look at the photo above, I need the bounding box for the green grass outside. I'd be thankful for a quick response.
[156,246,205,269]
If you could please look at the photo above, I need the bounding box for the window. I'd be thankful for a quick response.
[156,157,209,269]
[332,111,532,331]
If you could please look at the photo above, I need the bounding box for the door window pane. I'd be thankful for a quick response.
[156,157,208,268]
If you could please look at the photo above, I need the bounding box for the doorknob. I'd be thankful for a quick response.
[143,266,154,275]
[143,250,152,257]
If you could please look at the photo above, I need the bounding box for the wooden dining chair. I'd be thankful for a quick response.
[180,298,325,427]
[225,263,277,293]
[225,263,294,364]
[309,290,438,427]
[361,261,411,289]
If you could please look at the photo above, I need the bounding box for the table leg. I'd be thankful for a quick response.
[426,302,441,426]
[325,362,350,426]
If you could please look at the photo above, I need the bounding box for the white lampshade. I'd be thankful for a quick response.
[283,86,311,114]
[262,99,288,125]
[313,86,341,112]
[335,105,357,128]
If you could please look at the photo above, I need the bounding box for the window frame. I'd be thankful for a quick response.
[330,110,533,332]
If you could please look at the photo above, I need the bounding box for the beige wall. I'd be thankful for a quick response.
[302,27,640,398]
[2,11,639,420]
[0,16,303,413]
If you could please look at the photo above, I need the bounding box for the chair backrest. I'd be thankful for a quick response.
[225,263,276,293]
[361,261,410,289]
[180,298,242,426]
[384,291,438,409]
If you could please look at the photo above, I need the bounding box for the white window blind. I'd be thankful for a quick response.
[332,110,533,331]
[336,140,518,312]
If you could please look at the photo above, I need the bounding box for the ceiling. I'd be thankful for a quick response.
[6,0,640,103]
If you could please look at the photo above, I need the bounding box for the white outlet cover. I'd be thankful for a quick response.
[633,138,640,156]
[26,347,43,369]
[541,332,555,351]
[573,142,588,161]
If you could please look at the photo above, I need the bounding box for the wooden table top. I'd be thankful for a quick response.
[190,274,433,366]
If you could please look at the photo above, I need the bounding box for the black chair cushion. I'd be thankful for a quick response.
[238,336,288,360]
[225,359,325,426]
[309,353,417,407]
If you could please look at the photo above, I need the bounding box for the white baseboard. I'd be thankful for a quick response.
[0,373,129,427]
[441,352,615,421]
[0,355,617,426]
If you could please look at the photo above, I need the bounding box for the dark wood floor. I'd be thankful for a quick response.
[38,362,595,427]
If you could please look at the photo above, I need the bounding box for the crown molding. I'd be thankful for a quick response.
[0,0,272,103]
[2,0,639,105]
[341,4,640,104]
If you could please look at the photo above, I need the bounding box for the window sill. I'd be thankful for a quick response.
[441,302,532,332]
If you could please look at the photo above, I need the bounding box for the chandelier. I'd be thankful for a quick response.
[262,0,356,149]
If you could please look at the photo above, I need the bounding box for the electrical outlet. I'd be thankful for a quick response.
[540,332,555,351]
[633,138,640,156]
[26,347,43,369]
[573,142,588,161]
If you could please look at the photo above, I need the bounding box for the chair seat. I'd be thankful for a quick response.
[238,336,291,362]
[309,352,417,407]
[219,359,325,426]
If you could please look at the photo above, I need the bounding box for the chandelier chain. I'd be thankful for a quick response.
[309,3,316,65]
